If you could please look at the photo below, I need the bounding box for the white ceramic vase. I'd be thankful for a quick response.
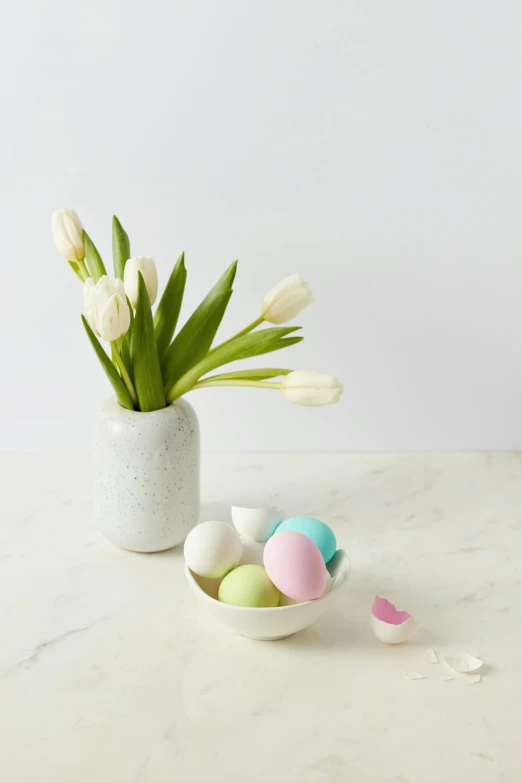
[93,396,200,552]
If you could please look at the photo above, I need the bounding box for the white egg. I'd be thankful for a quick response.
[231,506,282,542]
[184,520,242,578]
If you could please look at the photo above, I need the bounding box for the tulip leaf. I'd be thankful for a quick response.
[112,216,130,279]
[161,261,238,392]
[83,231,107,282]
[166,327,303,402]
[153,252,187,360]
[131,272,166,411]
[202,368,292,383]
[81,316,134,410]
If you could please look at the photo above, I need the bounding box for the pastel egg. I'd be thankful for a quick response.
[231,506,282,542]
[218,565,280,607]
[263,530,327,602]
[184,520,242,579]
[276,516,336,563]
[279,572,332,606]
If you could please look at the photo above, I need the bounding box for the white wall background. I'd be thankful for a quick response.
[2,0,522,452]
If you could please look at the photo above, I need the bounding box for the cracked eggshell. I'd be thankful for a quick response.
[231,506,282,542]
[371,596,422,644]
[184,520,242,579]
[444,653,483,673]
[465,674,481,685]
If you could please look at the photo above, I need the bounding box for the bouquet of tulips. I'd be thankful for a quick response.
[51,208,343,412]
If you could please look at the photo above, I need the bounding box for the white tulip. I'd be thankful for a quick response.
[83,276,131,342]
[261,274,314,324]
[281,371,343,406]
[51,208,85,261]
[124,257,158,308]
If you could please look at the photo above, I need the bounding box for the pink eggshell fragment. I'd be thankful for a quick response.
[263,530,327,601]
[371,596,422,644]
[371,596,412,625]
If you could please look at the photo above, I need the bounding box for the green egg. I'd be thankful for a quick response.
[218,565,280,608]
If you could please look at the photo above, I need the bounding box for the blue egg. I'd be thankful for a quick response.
[276,516,336,563]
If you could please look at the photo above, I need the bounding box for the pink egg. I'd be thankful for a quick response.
[263,530,327,601]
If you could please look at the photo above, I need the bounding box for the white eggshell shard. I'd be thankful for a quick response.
[403,671,425,680]
[371,596,421,644]
[444,652,483,673]
[465,674,481,685]
[424,648,438,664]
[231,506,282,542]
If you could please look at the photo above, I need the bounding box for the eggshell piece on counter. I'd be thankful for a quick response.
[276,516,336,564]
[184,520,242,579]
[442,654,483,684]
[371,596,422,644]
[231,506,282,542]
[218,565,280,608]
[264,530,327,602]
[443,653,483,673]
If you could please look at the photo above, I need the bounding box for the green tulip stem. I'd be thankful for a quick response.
[77,259,90,280]
[218,315,264,347]
[68,259,90,282]
[111,342,138,407]
[191,379,281,391]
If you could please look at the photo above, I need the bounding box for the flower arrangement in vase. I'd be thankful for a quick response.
[52,208,343,552]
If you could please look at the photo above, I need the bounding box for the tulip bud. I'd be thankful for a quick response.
[124,257,158,308]
[281,371,343,406]
[83,276,130,342]
[261,274,314,324]
[51,208,85,261]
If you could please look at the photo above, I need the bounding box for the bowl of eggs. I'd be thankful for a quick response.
[184,507,350,640]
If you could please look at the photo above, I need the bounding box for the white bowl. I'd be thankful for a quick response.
[184,549,350,641]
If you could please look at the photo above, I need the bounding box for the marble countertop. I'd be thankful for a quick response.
[1,452,521,783]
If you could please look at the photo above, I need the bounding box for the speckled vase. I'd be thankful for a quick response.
[92,396,200,552]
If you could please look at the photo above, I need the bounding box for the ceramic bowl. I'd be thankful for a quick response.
[184,549,350,641]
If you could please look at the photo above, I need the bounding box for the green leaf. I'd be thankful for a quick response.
[202,368,292,383]
[112,216,130,279]
[166,327,303,402]
[131,272,166,411]
[153,252,187,360]
[161,260,238,391]
[83,231,107,282]
[81,316,134,410]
